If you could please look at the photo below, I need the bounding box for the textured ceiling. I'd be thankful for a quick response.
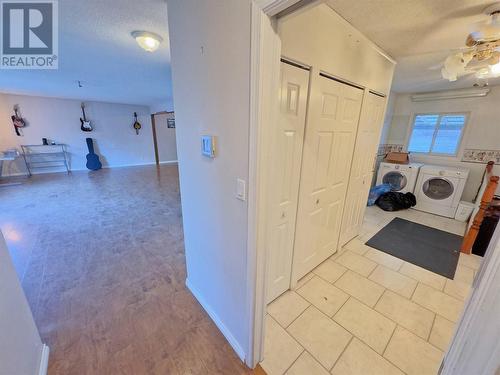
[0,0,172,110]
[324,0,500,92]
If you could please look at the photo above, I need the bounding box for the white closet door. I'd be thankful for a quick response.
[339,92,386,246]
[266,62,310,303]
[292,72,363,281]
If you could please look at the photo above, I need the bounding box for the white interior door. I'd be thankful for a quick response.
[292,72,363,281]
[266,61,310,303]
[339,92,386,246]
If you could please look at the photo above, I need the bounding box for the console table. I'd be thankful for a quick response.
[21,144,70,176]
[0,150,21,187]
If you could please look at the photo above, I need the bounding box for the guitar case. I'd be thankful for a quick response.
[85,138,102,171]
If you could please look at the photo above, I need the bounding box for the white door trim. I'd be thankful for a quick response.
[246,1,282,367]
[440,228,500,375]
[254,0,302,16]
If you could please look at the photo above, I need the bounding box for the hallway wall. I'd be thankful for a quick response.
[0,232,46,375]
[167,0,251,361]
[0,93,156,175]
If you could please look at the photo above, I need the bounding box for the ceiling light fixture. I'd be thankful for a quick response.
[131,31,163,52]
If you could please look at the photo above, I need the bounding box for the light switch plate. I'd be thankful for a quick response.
[201,135,215,158]
[236,178,246,201]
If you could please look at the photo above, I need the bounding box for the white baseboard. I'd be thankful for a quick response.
[159,160,178,165]
[185,278,246,362]
[1,161,178,177]
[38,344,49,375]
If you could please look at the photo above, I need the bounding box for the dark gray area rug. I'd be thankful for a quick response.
[365,217,462,279]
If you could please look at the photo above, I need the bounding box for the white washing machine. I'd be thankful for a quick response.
[414,165,470,218]
[376,162,423,193]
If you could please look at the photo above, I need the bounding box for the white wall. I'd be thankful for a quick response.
[167,0,251,361]
[0,93,155,175]
[0,231,47,375]
[278,3,395,95]
[385,87,500,201]
[379,92,396,145]
[154,112,178,162]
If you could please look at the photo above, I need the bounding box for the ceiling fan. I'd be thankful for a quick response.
[441,3,500,82]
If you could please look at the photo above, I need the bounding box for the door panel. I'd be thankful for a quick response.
[339,92,386,246]
[292,73,363,281]
[266,62,310,303]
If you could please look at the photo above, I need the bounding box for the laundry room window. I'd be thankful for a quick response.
[408,113,467,156]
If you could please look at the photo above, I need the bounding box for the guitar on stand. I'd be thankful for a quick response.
[11,105,26,136]
[80,103,93,132]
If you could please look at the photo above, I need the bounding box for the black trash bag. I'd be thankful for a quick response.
[375,192,417,211]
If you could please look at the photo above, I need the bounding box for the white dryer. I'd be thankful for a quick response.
[414,165,470,218]
[376,162,423,193]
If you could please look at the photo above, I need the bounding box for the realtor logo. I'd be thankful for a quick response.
[1,0,58,69]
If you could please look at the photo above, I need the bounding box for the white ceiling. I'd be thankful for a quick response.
[0,0,172,111]
[325,0,500,92]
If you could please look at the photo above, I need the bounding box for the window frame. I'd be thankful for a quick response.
[406,112,469,157]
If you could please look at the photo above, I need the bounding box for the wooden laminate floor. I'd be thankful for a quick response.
[0,165,255,375]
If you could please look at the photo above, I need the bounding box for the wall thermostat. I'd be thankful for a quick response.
[201,135,216,158]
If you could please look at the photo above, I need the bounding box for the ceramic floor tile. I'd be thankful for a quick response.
[334,298,395,354]
[363,248,404,271]
[458,253,482,270]
[375,290,435,339]
[384,326,443,375]
[335,270,385,307]
[313,259,347,284]
[399,262,446,291]
[267,291,310,328]
[444,279,471,301]
[293,272,314,290]
[369,265,417,298]
[412,283,464,322]
[285,351,329,375]
[429,315,456,352]
[297,276,349,317]
[261,316,303,375]
[453,264,475,285]
[343,238,370,255]
[288,306,352,370]
[334,251,377,277]
[331,338,404,375]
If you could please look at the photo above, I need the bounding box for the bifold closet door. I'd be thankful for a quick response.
[339,92,386,246]
[266,62,310,303]
[292,72,363,281]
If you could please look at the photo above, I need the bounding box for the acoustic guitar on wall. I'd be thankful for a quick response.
[85,138,102,171]
[80,103,93,132]
[11,105,26,136]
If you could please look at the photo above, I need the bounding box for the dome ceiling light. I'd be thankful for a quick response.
[131,31,163,52]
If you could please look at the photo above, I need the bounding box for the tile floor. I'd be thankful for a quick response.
[261,206,482,375]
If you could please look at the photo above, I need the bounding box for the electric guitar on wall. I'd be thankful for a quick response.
[11,105,26,136]
[80,103,93,132]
